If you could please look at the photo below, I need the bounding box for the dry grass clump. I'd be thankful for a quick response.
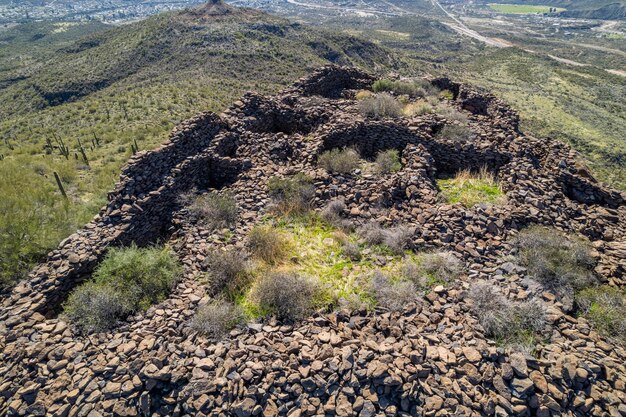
[63,245,182,332]
[252,272,319,321]
[514,226,597,310]
[355,90,373,100]
[187,192,237,230]
[436,106,469,123]
[375,149,401,174]
[191,299,245,339]
[318,148,361,174]
[371,271,419,311]
[342,242,362,261]
[403,101,433,117]
[576,286,626,344]
[469,282,547,351]
[357,222,413,254]
[437,168,506,207]
[247,225,289,265]
[436,124,473,141]
[372,79,435,97]
[419,252,464,282]
[359,93,403,119]
[203,249,249,297]
[267,174,315,215]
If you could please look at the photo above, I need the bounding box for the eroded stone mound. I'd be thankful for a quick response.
[1,66,625,417]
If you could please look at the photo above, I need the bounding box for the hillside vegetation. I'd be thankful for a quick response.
[0,2,395,286]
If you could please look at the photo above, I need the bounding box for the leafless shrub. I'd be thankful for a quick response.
[253,273,318,321]
[371,271,419,311]
[357,222,387,245]
[342,242,362,261]
[420,252,464,282]
[203,250,249,297]
[375,149,401,174]
[191,299,245,339]
[321,200,352,230]
[436,124,473,141]
[384,225,414,255]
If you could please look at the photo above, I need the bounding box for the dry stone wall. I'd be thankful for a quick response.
[1,65,625,417]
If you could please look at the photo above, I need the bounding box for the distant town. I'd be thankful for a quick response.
[0,0,209,25]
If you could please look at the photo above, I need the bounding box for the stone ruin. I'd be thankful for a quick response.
[1,65,625,416]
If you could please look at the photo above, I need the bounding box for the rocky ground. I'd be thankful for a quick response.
[1,66,625,417]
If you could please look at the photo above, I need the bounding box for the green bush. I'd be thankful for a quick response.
[247,225,289,265]
[469,282,547,351]
[515,226,597,309]
[64,244,181,332]
[267,174,315,215]
[191,298,245,339]
[576,286,626,344]
[375,149,401,174]
[359,93,403,119]
[187,192,237,230]
[253,272,319,321]
[318,148,361,174]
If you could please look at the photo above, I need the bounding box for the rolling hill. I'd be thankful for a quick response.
[0,0,396,286]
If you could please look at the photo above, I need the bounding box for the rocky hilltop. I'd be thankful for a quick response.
[1,66,625,417]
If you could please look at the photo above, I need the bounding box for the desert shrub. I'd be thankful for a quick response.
[355,90,373,100]
[63,283,134,333]
[436,124,473,141]
[404,101,433,117]
[437,106,469,123]
[342,242,362,261]
[247,225,288,264]
[253,272,319,321]
[357,222,387,245]
[320,200,352,230]
[469,282,547,350]
[576,286,626,343]
[188,192,237,230]
[371,271,419,311]
[439,89,454,100]
[318,148,360,174]
[64,244,181,332]
[419,252,464,282]
[267,174,315,215]
[383,225,413,255]
[204,249,249,297]
[515,226,597,309]
[191,299,245,339]
[437,168,505,207]
[375,149,401,174]
[372,79,431,97]
[359,93,403,119]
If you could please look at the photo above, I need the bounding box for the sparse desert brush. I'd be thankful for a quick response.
[469,282,547,351]
[576,286,626,344]
[372,79,431,97]
[191,298,245,339]
[419,252,464,282]
[375,149,401,174]
[515,226,597,310]
[357,222,387,245]
[63,244,181,332]
[436,124,473,141]
[267,174,315,215]
[404,101,433,117]
[187,192,237,230]
[359,93,403,119]
[318,148,361,174]
[252,272,319,321]
[320,200,352,230]
[371,271,419,311]
[247,225,289,264]
[437,167,506,207]
[357,222,413,254]
[203,249,249,297]
[439,89,454,100]
[436,105,469,123]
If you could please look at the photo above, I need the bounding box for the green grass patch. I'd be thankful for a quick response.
[576,286,626,344]
[488,4,566,13]
[437,169,506,207]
